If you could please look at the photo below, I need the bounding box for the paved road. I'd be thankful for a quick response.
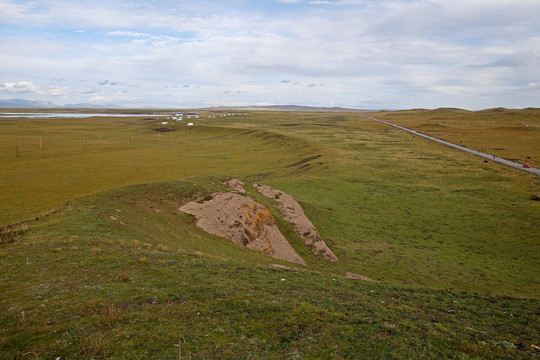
[360,114,540,176]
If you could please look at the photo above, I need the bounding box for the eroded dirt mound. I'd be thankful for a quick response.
[254,183,339,262]
[224,178,246,194]
[179,192,306,265]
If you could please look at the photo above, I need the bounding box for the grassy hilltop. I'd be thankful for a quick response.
[1,109,539,359]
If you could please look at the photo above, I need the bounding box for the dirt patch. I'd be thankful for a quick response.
[179,192,306,265]
[152,127,176,132]
[253,183,339,262]
[286,154,322,168]
[346,272,372,281]
[224,178,246,194]
[272,263,292,270]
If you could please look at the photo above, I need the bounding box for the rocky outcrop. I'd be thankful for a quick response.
[179,192,306,265]
[253,183,339,262]
[224,178,246,194]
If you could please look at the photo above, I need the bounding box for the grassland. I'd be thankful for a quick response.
[370,107,540,168]
[1,109,539,359]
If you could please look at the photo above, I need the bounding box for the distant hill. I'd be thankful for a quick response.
[1,99,377,111]
[211,105,364,111]
[62,102,121,108]
[0,99,120,108]
[0,99,58,108]
[259,105,360,111]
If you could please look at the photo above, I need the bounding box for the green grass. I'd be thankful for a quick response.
[0,115,319,226]
[1,109,539,358]
[1,195,538,359]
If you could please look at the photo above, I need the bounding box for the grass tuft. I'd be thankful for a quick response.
[117,271,130,282]
[91,247,102,255]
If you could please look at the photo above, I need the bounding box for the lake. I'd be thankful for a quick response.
[0,113,169,118]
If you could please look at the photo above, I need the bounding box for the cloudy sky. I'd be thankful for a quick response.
[1,0,539,109]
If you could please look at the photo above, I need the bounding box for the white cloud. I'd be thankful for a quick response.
[108,31,150,38]
[48,86,70,96]
[89,91,137,104]
[1,0,539,109]
[0,0,41,22]
[0,81,42,95]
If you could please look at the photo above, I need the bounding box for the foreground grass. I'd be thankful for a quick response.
[1,187,539,359]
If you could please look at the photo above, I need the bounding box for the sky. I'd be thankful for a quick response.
[1,0,539,110]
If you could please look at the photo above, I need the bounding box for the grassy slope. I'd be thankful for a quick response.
[262,116,539,297]
[1,110,539,358]
[1,176,539,359]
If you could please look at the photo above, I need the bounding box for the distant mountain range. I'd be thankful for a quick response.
[206,105,366,111]
[0,99,58,108]
[0,99,120,108]
[0,99,370,111]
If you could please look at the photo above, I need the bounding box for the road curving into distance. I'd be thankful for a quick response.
[360,113,540,176]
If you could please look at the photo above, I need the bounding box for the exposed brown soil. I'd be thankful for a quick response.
[224,178,246,194]
[152,127,176,132]
[346,272,373,281]
[253,183,339,261]
[178,178,339,265]
[179,192,306,265]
